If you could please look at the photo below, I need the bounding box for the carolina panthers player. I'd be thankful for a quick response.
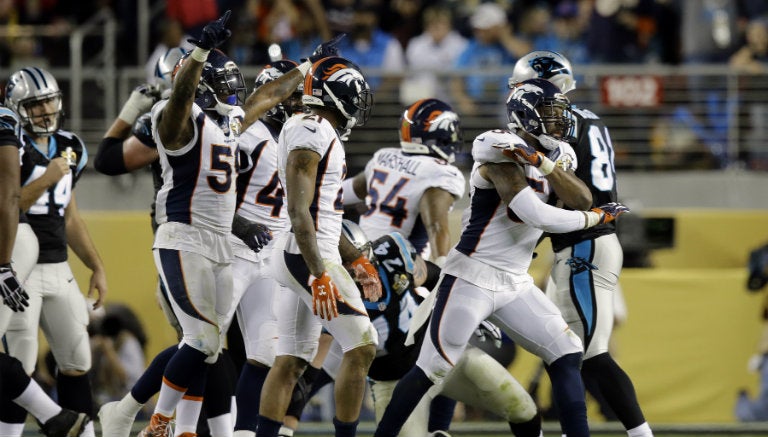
[256,56,381,437]
[510,50,654,437]
[343,98,465,267]
[0,105,89,437]
[3,66,107,437]
[294,220,543,437]
[373,78,630,437]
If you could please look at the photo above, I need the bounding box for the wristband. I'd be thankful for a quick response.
[538,156,555,176]
[433,256,447,268]
[191,47,211,62]
[297,60,312,76]
[583,211,601,229]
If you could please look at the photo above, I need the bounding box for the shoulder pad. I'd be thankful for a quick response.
[472,129,523,164]
[572,105,600,120]
[132,113,155,147]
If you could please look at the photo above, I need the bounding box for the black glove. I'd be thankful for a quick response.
[305,33,346,63]
[232,214,273,253]
[188,10,232,50]
[0,264,29,312]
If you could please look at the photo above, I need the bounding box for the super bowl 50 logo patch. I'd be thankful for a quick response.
[556,154,574,172]
[60,146,76,166]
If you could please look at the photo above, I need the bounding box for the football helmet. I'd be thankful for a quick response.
[254,59,304,124]
[509,50,576,94]
[399,98,462,163]
[153,47,187,96]
[302,56,373,133]
[177,49,247,116]
[506,78,573,145]
[341,219,372,259]
[4,67,63,136]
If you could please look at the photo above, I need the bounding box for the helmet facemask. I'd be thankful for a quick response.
[19,93,63,137]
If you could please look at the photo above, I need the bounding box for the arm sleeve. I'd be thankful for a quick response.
[509,186,589,233]
[94,137,129,175]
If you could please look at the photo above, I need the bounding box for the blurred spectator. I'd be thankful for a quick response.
[531,0,590,66]
[280,0,332,63]
[7,35,49,71]
[90,304,147,409]
[336,1,405,91]
[585,0,656,63]
[145,18,194,85]
[730,18,768,73]
[166,0,219,37]
[323,0,356,35]
[450,2,530,115]
[401,5,468,105]
[681,0,742,63]
[379,0,429,49]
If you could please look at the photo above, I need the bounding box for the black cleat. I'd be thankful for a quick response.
[40,409,90,437]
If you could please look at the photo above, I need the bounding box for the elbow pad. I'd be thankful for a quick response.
[94,137,128,175]
[508,187,586,233]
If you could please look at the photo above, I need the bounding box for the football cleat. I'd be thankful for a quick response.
[137,413,173,437]
[40,409,90,437]
[97,400,135,437]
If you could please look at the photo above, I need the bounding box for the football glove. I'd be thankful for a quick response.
[473,320,502,348]
[231,214,273,253]
[495,142,557,175]
[118,84,161,125]
[350,255,381,302]
[0,264,29,312]
[592,202,630,224]
[306,33,346,63]
[188,10,232,50]
[309,272,342,320]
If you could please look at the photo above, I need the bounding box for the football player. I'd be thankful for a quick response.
[255,56,381,437]
[373,78,630,437]
[510,50,654,437]
[293,220,543,437]
[3,66,107,437]
[229,59,303,437]
[0,104,89,437]
[343,98,465,267]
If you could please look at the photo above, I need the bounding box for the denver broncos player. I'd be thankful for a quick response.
[256,56,380,437]
[343,98,465,267]
[511,51,654,437]
[302,220,542,437]
[3,67,107,437]
[230,59,303,437]
[373,79,630,437]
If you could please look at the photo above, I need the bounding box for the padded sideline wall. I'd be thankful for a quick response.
[67,209,768,423]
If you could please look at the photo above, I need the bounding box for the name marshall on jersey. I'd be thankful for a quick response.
[374,151,422,176]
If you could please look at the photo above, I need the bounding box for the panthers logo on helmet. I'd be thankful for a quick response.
[529,56,571,80]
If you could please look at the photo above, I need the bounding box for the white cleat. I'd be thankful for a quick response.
[97,401,135,437]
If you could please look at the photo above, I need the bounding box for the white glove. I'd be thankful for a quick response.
[118,84,159,124]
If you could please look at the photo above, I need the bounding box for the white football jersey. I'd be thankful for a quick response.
[277,113,346,256]
[153,100,239,235]
[358,148,465,250]
[451,129,577,275]
[234,120,288,244]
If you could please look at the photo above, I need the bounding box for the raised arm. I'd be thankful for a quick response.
[159,11,232,150]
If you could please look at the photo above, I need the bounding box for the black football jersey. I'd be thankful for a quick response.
[0,106,28,224]
[132,113,162,232]
[364,232,427,381]
[550,105,619,252]
[20,130,87,263]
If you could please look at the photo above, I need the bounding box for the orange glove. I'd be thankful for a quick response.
[350,255,382,302]
[308,272,341,320]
